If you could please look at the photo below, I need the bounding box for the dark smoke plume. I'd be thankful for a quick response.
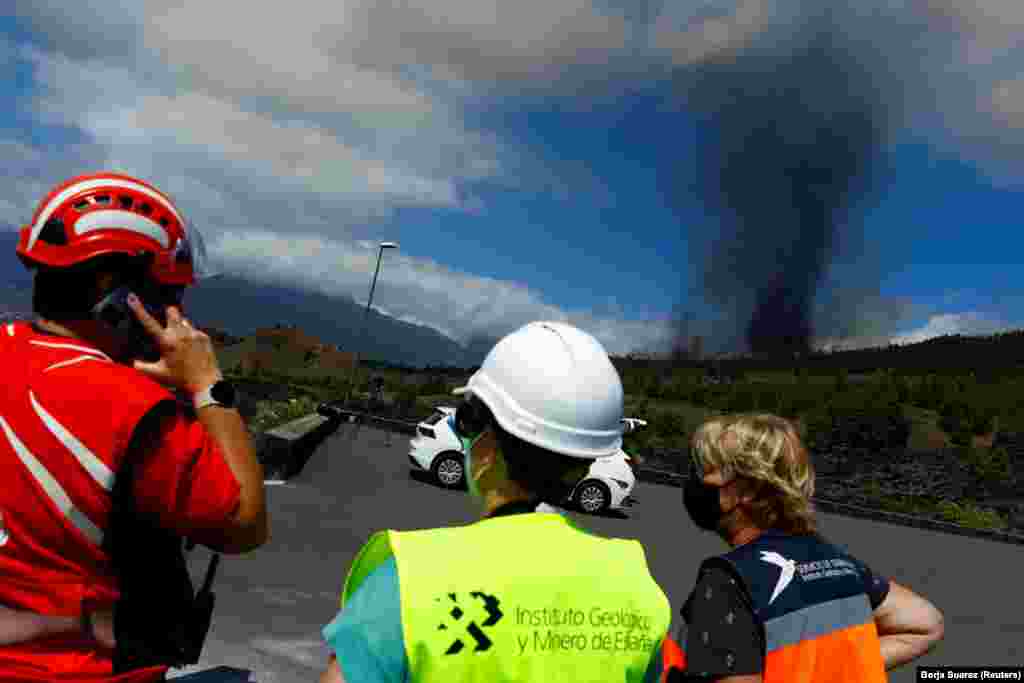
[670,305,697,361]
[671,8,895,356]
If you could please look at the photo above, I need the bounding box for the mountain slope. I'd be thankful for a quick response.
[0,230,480,367]
[185,275,475,367]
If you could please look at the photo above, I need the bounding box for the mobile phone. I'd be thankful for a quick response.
[93,285,168,329]
[92,284,184,360]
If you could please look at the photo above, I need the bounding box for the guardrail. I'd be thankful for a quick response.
[322,408,419,434]
[255,409,1024,546]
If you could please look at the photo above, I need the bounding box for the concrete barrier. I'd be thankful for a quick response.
[255,413,341,480]
[253,409,419,481]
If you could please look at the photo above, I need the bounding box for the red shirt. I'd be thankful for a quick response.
[0,321,241,681]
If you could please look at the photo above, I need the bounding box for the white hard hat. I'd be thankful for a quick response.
[453,321,624,459]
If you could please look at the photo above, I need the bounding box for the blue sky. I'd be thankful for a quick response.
[2,2,1022,355]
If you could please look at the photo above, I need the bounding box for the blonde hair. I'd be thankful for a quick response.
[691,413,817,535]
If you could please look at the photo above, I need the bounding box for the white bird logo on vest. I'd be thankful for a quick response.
[760,551,797,604]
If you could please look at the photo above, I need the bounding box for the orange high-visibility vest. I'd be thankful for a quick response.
[688,530,887,683]
[660,635,686,683]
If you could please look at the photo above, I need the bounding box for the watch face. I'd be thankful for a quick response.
[210,381,236,406]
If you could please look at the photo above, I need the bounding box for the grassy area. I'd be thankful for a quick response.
[875,496,1008,531]
[249,394,323,432]
[856,479,1011,530]
[264,383,951,453]
[902,405,949,451]
[624,394,712,416]
[1001,412,1024,432]
[416,394,460,410]
[236,358,956,453]
[746,371,836,385]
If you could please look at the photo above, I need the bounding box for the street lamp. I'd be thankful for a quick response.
[364,242,398,333]
[348,241,398,404]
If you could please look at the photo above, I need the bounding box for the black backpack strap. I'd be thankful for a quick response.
[179,551,221,666]
[107,400,221,672]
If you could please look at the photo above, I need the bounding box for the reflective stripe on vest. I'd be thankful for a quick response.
[346,513,671,683]
[0,322,175,617]
[762,592,885,683]
[0,352,118,545]
[0,413,104,545]
[708,532,888,683]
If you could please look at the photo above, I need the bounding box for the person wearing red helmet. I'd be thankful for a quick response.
[0,173,269,681]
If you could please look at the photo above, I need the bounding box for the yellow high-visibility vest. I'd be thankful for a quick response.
[342,512,671,683]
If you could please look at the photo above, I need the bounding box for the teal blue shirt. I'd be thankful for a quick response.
[323,557,409,682]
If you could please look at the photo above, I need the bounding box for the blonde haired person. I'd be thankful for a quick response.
[667,413,943,683]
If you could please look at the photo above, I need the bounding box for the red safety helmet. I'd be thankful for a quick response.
[16,172,214,286]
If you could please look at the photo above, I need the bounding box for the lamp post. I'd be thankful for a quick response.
[347,241,398,404]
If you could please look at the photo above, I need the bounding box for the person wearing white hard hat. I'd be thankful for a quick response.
[319,321,674,683]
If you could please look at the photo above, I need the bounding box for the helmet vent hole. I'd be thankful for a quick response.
[140,203,152,215]
[159,217,169,227]
[94,195,111,205]
[119,196,133,209]
[39,217,68,245]
[73,200,90,211]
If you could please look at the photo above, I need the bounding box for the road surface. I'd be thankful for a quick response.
[171,423,1023,682]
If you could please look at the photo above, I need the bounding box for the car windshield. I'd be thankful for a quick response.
[424,411,446,426]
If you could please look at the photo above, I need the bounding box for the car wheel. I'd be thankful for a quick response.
[574,480,611,514]
[431,452,465,489]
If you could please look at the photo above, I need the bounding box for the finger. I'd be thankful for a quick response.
[133,359,168,380]
[164,305,184,326]
[126,294,164,336]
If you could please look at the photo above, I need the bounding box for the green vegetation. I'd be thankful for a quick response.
[963,445,1013,487]
[852,478,1011,530]
[935,501,1008,530]
[217,332,1024,533]
[250,394,322,432]
[228,347,1023,454]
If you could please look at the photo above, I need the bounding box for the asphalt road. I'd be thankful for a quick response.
[171,423,1024,682]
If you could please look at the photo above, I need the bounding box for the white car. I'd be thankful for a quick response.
[408,407,643,514]
[408,406,465,488]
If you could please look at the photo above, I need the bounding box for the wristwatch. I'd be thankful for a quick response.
[193,379,237,411]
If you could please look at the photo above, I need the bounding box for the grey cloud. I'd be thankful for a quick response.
[206,230,674,355]
[9,1,144,62]
[6,0,1024,357]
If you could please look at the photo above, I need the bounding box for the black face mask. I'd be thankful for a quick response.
[683,474,725,531]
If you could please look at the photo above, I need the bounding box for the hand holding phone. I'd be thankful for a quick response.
[126,295,223,394]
